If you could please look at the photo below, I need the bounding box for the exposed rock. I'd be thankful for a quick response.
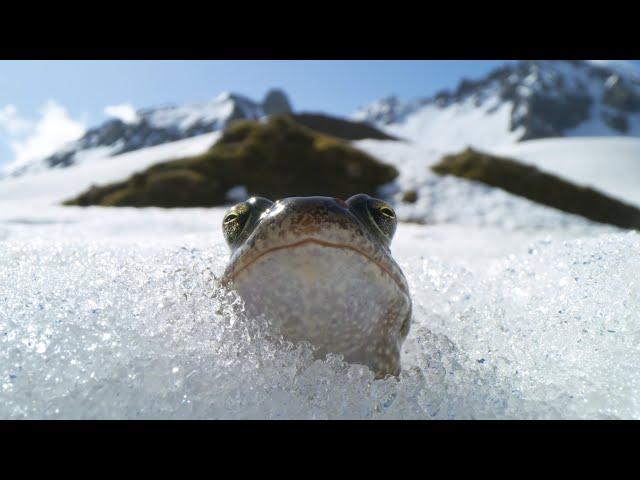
[4,87,400,180]
[352,95,425,125]
[514,93,592,141]
[64,116,398,208]
[603,75,640,112]
[432,148,640,230]
[401,189,418,204]
[602,111,629,134]
[262,89,293,116]
[354,60,640,141]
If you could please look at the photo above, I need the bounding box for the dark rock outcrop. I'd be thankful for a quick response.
[603,75,640,112]
[262,89,293,116]
[514,93,593,141]
[602,111,629,133]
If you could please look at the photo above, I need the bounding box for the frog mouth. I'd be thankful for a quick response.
[222,237,409,295]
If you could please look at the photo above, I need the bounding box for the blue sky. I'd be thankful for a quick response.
[1,60,639,167]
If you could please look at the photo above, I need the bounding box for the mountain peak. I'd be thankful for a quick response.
[214,91,234,102]
[262,88,293,116]
[588,60,640,82]
[2,88,295,178]
[353,60,640,148]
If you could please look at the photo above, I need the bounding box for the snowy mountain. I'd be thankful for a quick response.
[7,59,640,182]
[1,89,292,178]
[5,63,640,418]
[353,60,640,150]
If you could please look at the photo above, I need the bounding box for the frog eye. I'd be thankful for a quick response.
[379,205,395,219]
[368,201,397,241]
[224,212,239,224]
[222,196,273,250]
[346,194,397,245]
[222,204,250,247]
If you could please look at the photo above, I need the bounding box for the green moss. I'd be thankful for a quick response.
[432,148,640,230]
[101,188,140,207]
[290,113,397,141]
[64,115,398,208]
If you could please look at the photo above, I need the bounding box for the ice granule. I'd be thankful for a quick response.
[1,232,639,419]
[403,231,640,419]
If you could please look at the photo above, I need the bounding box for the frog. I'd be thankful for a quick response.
[221,194,412,378]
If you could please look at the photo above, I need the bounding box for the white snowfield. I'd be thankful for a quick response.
[0,132,220,207]
[1,127,640,419]
[492,137,640,209]
[383,96,524,153]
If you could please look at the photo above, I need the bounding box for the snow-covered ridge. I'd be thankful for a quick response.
[1,89,292,178]
[353,60,640,148]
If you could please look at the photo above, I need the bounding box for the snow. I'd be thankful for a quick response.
[0,131,220,207]
[352,96,421,126]
[142,92,264,132]
[566,108,640,138]
[104,104,140,125]
[354,139,604,233]
[225,185,249,203]
[1,204,638,419]
[1,92,259,179]
[589,60,640,82]
[1,108,639,418]
[382,96,523,152]
[355,60,640,153]
[493,137,640,208]
[146,99,235,131]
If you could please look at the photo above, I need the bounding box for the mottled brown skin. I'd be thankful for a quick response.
[221,196,412,378]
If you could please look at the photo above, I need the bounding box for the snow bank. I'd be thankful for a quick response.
[2,229,639,419]
[0,132,220,206]
[355,139,611,232]
[0,116,637,419]
[493,137,640,209]
[383,96,523,152]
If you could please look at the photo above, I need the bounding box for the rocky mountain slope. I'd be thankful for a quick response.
[353,60,640,150]
[1,88,398,179]
[1,89,293,177]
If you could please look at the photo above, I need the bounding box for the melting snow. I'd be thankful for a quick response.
[0,213,638,419]
[383,96,523,152]
[493,137,640,209]
[0,132,220,207]
[0,114,638,419]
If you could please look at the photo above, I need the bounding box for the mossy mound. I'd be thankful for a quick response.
[432,148,640,229]
[290,113,397,141]
[64,116,399,208]
[401,189,418,204]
